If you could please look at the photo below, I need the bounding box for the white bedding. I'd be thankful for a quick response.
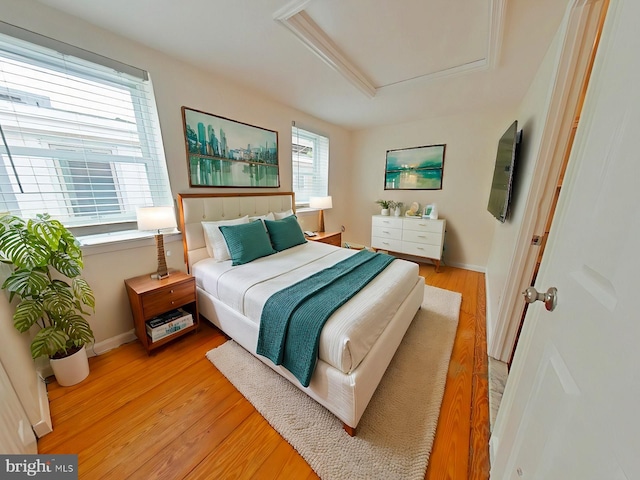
[192,241,419,374]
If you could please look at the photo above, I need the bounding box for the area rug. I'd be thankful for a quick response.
[206,285,462,479]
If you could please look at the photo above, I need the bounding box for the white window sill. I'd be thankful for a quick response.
[78,230,182,256]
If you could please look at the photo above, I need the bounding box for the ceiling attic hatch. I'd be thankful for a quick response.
[274,0,506,98]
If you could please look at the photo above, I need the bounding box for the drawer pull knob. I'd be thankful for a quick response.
[170,289,174,293]
[171,301,175,304]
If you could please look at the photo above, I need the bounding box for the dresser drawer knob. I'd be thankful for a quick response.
[170,289,174,293]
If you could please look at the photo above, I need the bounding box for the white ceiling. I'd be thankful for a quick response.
[34,0,569,130]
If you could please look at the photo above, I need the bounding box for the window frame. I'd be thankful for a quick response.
[0,22,173,235]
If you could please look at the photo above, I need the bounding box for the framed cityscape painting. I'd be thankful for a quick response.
[384,144,446,190]
[182,107,279,187]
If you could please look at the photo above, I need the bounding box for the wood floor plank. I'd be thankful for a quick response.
[426,310,476,479]
[37,266,490,480]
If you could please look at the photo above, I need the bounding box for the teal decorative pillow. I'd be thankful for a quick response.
[265,215,307,252]
[219,220,276,266]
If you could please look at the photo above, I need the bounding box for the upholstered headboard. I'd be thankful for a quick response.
[177,192,295,272]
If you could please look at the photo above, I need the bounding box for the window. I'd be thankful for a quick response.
[0,24,172,232]
[291,123,328,206]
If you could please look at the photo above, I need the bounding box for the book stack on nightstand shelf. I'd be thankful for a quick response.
[146,308,194,342]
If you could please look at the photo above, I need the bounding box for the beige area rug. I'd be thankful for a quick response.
[206,285,462,479]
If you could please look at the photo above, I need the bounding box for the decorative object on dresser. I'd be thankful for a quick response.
[371,215,446,272]
[375,199,392,216]
[309,195,332,232]
[384,144,446,190]
[405,201,421,217]
[124,270,199,354]
[389,200,404,217]
[136,206,177,279]
[423,203,438,219]
[306,230,342,247]
[181,106,279,188]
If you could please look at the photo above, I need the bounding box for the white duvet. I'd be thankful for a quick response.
[192,241,419,374]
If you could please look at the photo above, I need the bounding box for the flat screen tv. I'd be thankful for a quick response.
[487,120,522,223]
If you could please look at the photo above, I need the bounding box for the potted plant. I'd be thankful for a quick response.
[0,213,95,386]
[376,199,391,216]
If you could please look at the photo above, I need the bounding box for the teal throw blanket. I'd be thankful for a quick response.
[256,249,394,387]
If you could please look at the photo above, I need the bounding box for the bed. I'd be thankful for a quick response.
[177,192,424,435]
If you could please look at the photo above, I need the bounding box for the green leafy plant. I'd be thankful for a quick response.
[376,199,391,209]
[387,201,404,210]
[0,213,95,359]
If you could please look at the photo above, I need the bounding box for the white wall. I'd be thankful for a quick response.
[0,0,352,351]
[0,267,47,433]
[485,29,563,351]
[348,108,515,270]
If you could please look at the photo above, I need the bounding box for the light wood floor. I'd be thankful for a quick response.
[38,264,490,479]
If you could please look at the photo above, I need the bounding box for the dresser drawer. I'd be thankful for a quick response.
[371,236,402,252]
[371,225,402,240]
[372,215,403,229]
[402,241,442,259]
[142,280,195,319]
[403,218,445,234]
[402,229,442,245]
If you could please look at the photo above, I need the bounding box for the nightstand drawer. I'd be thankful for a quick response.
[142,280,195,319]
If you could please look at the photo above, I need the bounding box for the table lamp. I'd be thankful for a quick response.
[137,206,177,279]
[309,196,332,232]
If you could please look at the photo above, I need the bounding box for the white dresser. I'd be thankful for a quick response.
[371,215,446,271]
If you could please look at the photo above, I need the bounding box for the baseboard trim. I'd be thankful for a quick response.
[89,330,137,357]
[445,261,486,273]
[33,372,52,438]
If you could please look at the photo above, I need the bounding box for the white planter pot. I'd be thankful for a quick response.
[381,208,390,216]
[50,347,90,387]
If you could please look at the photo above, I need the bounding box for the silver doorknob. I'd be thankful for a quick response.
[522,286,558,311]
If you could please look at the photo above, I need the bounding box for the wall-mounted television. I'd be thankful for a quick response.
[487,120,522,223]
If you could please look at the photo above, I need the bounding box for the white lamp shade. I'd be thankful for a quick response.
[136,206,177,231]
[309,196,332,210]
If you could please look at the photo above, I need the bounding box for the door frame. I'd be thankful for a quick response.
[487,0,608,362]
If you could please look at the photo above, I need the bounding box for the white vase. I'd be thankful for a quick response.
[394,207,402,217]
[381,208,390,216]
[50,347,90,387]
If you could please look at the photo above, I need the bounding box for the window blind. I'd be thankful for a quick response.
[0,25,172,229]
[291,123,329,206]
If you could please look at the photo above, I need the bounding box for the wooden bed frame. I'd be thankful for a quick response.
[177,192,423,435]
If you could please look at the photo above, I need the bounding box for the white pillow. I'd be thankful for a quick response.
[202,216,249,261]
[273,209,294,220]
[249,212,275,223]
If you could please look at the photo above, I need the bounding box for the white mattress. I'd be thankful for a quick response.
[192,241,419,374]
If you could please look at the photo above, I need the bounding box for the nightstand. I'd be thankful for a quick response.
[124,270,199,354]
[307,231,342,247]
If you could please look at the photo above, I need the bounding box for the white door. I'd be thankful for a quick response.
[0,359,37,454]
[491,0,640,478]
